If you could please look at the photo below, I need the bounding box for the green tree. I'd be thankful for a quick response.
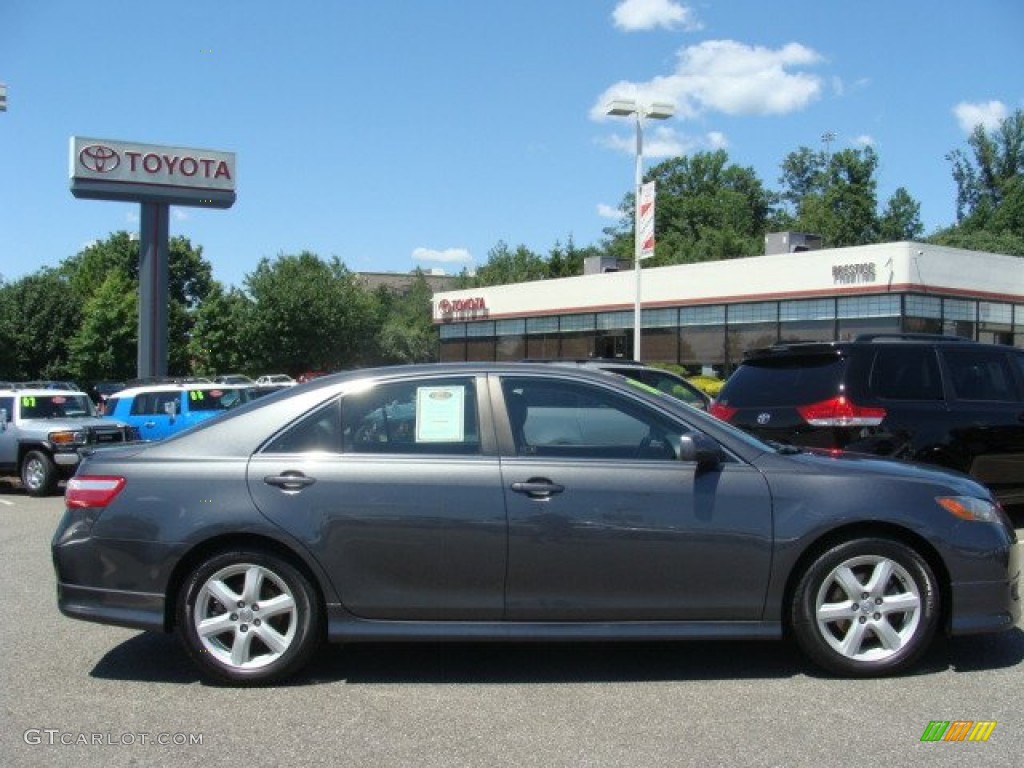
[779,146,883,247]
[66,272,137,383]
[59,232,215,375]
[947,109,1024,226]
[605,151,774,265]
[0,269,79,380]
[469,242,548,286]
[244,252,377,373]
[374,271,437,364]
[878,187,924,241]
[188,284,254,375]
[547,236,598,278]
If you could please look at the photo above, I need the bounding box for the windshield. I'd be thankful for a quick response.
[19,394,94,418]
[187,388,251,411]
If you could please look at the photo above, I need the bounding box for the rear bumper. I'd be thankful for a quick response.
[56,582,166,632]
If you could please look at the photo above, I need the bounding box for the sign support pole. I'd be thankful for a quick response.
[138,202,170,379]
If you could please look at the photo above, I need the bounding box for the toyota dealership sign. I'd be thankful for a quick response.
[69,136,236,208]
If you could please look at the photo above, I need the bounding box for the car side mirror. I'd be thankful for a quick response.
[163,401,179,421]
[678,433,721,471]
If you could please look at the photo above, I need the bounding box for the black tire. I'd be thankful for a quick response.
[791,537,939,677]
[21,450,59,497]
[176,549,321,685]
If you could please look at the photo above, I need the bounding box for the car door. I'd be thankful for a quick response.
[939,346,1024,505]
[0,395,16,470]
[248,374,508,621]
[495,374,773,622]
[128,390,182,440]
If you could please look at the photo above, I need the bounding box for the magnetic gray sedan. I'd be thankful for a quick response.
[52,363,1020,685]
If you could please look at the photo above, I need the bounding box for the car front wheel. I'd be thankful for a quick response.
[21,450,59,497]
[177,549,321,685]
[791,538,939,677]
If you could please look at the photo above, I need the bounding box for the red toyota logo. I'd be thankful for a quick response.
[438,299,452,313]
[79,144,121,173]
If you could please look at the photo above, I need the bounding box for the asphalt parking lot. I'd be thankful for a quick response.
[2,485,1023,768]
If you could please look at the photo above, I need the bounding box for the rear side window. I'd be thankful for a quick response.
[721,355,845,406]
[867,348,943,400]
[943,348,1020,402]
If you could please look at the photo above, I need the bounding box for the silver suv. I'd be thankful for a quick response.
[0,386,135,496]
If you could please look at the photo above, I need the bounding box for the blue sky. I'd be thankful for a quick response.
[1,0,1022,289]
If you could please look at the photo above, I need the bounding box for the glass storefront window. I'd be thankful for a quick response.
[643,308,678,328]
[727,302,777,324]
[559,314,596,333]
[837,295,901,318]
[681,305,725,326]
[905,294,941,319]
[495,319,526,336]
[440,323,467,339]
[596,311,632,330]
[780,298,835,321]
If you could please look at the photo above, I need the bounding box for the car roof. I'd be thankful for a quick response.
[0,388,86,397]
[109,383,250,397]
[742,334,983,362]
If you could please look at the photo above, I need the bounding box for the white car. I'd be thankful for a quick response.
[256,374,296,387]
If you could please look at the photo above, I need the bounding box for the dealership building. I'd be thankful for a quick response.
[432,238,1024,373]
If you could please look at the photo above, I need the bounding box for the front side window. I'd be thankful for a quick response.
[501,377,682,461]
[342,377,480,455]
[130,391,180,416]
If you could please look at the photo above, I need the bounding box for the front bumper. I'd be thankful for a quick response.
[948,537,1021,635]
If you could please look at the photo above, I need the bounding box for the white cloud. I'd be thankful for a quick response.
[598,127,730,158]
[613,0,701,31]
[597,203,623,220]
[412,246,473,264]
[953,100,1007,134]
[591,39,824,122]
[852,134,874,147]
[173,209,190,222]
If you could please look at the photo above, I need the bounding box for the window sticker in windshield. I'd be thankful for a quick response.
[415,386,465,442]
[21,396,37,407]
[189,390,206,401]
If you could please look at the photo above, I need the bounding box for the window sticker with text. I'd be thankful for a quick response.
[415,386,465,442]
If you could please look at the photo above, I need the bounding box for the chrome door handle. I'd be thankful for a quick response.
[511,479,564,499]
[264,472,316,491]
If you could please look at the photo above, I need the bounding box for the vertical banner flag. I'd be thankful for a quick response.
[638,180,656,259]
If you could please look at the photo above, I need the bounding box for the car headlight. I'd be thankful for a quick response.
[936,496,1001,522]
[49,430,86,447]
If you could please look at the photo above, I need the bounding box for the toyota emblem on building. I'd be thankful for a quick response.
[757,412,771,425]
[79,144,121,173]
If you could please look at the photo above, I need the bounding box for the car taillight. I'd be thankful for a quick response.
[796,396,886,427]
[66,476,126,508]
[709,401,737,422]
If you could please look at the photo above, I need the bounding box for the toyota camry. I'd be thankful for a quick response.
[52,363,1020,685]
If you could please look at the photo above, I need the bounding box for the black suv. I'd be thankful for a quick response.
[529,359,711,410]
[710,335,1024,507]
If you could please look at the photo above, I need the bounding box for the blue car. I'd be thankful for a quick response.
[103,383,252,440]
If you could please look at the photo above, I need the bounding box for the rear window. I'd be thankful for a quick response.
[720,355,845,406]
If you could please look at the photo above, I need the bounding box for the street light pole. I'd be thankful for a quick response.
[606,99,674,361]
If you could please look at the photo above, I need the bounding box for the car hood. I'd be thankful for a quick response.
[22,416,131,430]
[761,446,989,497]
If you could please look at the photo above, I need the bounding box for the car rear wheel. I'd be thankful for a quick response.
[177,549,321,685]
[791,538,939,677]
[21,450,58,497]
